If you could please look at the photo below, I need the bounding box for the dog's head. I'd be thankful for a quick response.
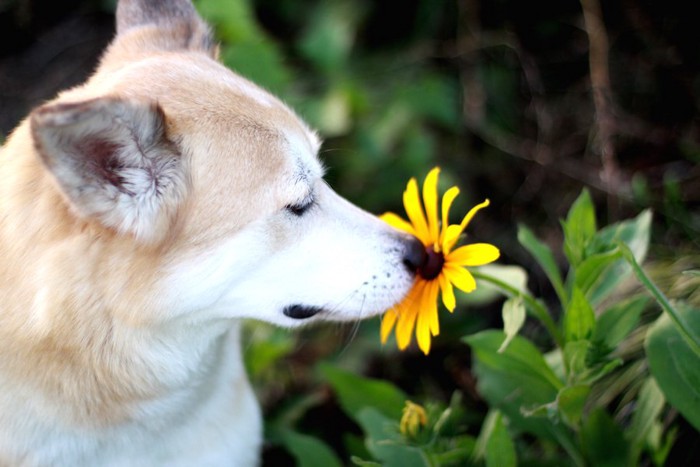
[25,0,424,329]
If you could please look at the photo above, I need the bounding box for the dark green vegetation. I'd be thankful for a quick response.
[1,0,699,465]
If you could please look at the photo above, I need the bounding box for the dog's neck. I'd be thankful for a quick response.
[0,311,261,463]
[1,126,256,434]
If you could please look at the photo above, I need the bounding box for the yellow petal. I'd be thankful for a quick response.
[415,307,431,355]
[447,243,500,267]
[422,168,440,243]
[426,280,441,337]
[403,178,430,243]
[380,308,398,344]
[396,282,423,349]
[438,273,456,312]
[416,281,438,354]
[439,186,460,246]
[380,212,416,236]
[396,309,416,350]
[442,224,462,255]
[443,265,477,293]
[444,199,490,253]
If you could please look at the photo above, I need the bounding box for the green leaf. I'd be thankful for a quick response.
[590,296,647,358]
[197,0,259,43]
[562,189,597,267]
[573,248,622,303]
[266,391,326,430]
[471,268,562,347]
[429,435,476,465]
[351,457,382,466]
[518,225,567,306]
[468,264,529,305]
[243,325,295,379]
[563,340,591,379]
[580,408,628,467]
[557,384,590,428]
[583,210,651,305]
[485,412,517,467]
[627,378,665,465]
[650,426,678,467]
[499,297,526,353]
[577,358,623,386]
[645,303,700,431]
[466,330,563,393]
[320,363,407,422]
[474,410,507,461]
[298,0,362,72]
[220,39,291,94]
[620,243,700,355]
[276,429,344,467]
[465,331,564,440]
[356,407,428,467]
[544,349,567,383]
[563,287,596,343]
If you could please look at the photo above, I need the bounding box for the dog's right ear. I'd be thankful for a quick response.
[30,97,187,243]
[116,0,216,56]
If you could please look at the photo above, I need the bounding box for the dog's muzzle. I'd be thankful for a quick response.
[283,304,324,320]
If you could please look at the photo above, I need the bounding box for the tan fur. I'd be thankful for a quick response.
[0,48,291,425]
[0,1,418,464]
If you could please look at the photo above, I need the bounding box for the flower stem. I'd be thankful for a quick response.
[472,270,564,348]
[618,243,700,356]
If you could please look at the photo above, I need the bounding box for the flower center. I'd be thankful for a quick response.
[420,246,445,280]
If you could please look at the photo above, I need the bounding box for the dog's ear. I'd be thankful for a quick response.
[116,0,216,56]
[30,97,187,243]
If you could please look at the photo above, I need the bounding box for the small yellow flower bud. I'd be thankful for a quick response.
[400,400,428,438]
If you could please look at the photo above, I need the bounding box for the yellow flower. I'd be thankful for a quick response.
[380,167,500,354]
[400,400,428,438]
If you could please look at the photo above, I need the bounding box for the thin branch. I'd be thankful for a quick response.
[580,0,623,198]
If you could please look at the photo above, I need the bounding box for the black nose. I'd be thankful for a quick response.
[402,235,427,273]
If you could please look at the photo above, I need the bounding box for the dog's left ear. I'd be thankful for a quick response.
[30,97,186,243]
[116,0,216,56]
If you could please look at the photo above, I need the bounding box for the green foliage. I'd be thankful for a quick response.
[646,303,700,432]
[355,408,429,467]
[321,366,478,466]
[498,297,525,353]
[468,190,695,466]
[579,409,628,467]
[562,189,597,267]
[319,363,406,422]
[465,330,566,444]
[590,296,647,357]
[275,429,344,467]
[474,411,516,467]
[185,2,699,465]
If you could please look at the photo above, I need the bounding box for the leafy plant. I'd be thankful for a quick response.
[309,190,697,466]
[184,1,700,465]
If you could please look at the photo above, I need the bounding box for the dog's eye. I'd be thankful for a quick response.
[285,197,315,217]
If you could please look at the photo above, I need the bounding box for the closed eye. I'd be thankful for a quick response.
[285,195,315,217]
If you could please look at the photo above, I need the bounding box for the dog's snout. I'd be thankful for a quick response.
[401,235,426,273]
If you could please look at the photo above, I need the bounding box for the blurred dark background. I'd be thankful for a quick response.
[2,0,698,260]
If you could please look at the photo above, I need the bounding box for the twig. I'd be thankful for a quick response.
[580,0,623,204]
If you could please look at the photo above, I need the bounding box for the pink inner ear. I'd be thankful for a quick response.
[76,139,132,194]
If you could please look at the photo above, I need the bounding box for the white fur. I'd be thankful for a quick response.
[0,324,261,466]
[165,183,414,325]
[0,1,419,465]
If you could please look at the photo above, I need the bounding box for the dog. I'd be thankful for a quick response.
[0,0,425,465]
